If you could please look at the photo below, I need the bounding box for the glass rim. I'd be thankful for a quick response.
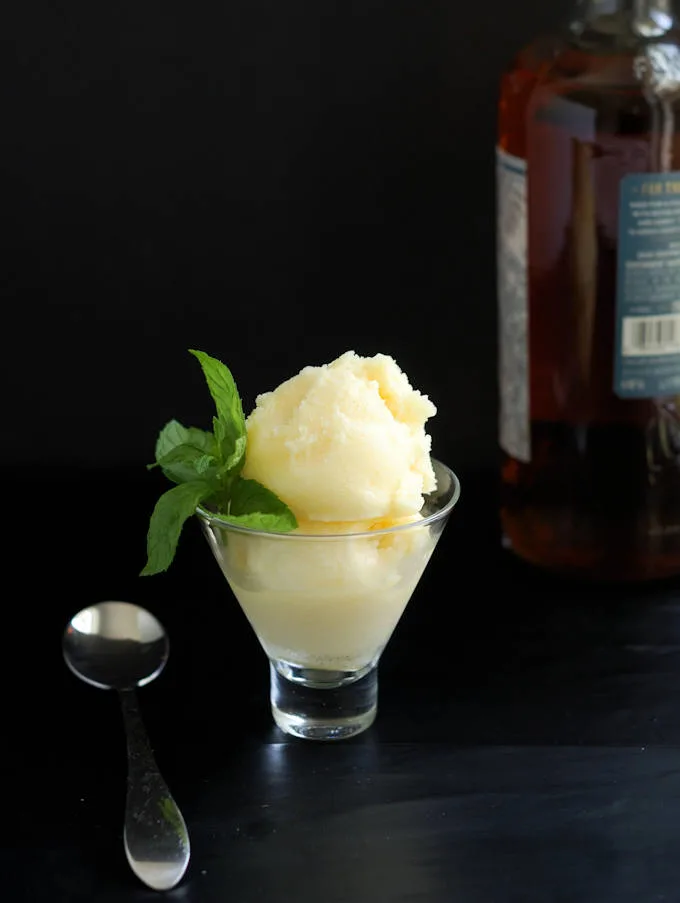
[195,458,461,540]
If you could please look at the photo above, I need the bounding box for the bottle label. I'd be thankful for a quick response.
[614,173,680,398]
[497,147,530,462]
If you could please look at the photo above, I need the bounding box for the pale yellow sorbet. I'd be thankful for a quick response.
[214,518,436,670]
[242,351,437,524]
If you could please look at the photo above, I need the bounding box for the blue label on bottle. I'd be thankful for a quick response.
[614,173,680,398]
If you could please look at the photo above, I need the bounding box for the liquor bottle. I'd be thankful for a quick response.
[497,0,680,581]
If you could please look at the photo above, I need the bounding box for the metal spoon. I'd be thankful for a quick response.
[62,601,190,891]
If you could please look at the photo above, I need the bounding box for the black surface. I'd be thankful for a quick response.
[12,466,680,902]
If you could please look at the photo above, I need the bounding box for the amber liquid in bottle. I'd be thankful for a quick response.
[498,6,680,581]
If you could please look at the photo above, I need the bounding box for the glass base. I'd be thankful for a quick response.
[269,659,378,741]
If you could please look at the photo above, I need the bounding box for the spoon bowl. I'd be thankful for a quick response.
[63,601,190,892]
[63,601,168,690]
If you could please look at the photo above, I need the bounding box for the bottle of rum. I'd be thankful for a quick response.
[497,0,680,581]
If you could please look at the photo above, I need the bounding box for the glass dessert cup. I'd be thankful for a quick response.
[196,459,460,741]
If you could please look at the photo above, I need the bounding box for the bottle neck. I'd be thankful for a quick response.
[572,0,675,39]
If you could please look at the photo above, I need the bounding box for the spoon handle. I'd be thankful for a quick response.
[118,688,190,891]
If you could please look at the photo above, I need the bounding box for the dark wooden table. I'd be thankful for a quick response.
[11,467,680,902]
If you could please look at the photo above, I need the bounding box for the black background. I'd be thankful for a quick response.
[6,0,571,476]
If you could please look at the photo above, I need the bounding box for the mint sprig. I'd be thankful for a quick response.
[141,349,298,576]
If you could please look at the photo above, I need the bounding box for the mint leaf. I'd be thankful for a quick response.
[150,420,217,484]
[212,415,227,449]
[211,415,245,476]
[141,480,213,576]
[218,511,300,532]
[195,453,217,475]
[229,477,298,531]
[221,434,246,476]
[189,349,246,464]
[155,419,216,462]
[188,349,244,429]
[156,444,219,485]
[143,350,298,575]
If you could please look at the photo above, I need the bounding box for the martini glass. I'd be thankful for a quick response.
[196,459,460,741]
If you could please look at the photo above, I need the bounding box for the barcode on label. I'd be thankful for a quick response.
[622,314,680,356]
